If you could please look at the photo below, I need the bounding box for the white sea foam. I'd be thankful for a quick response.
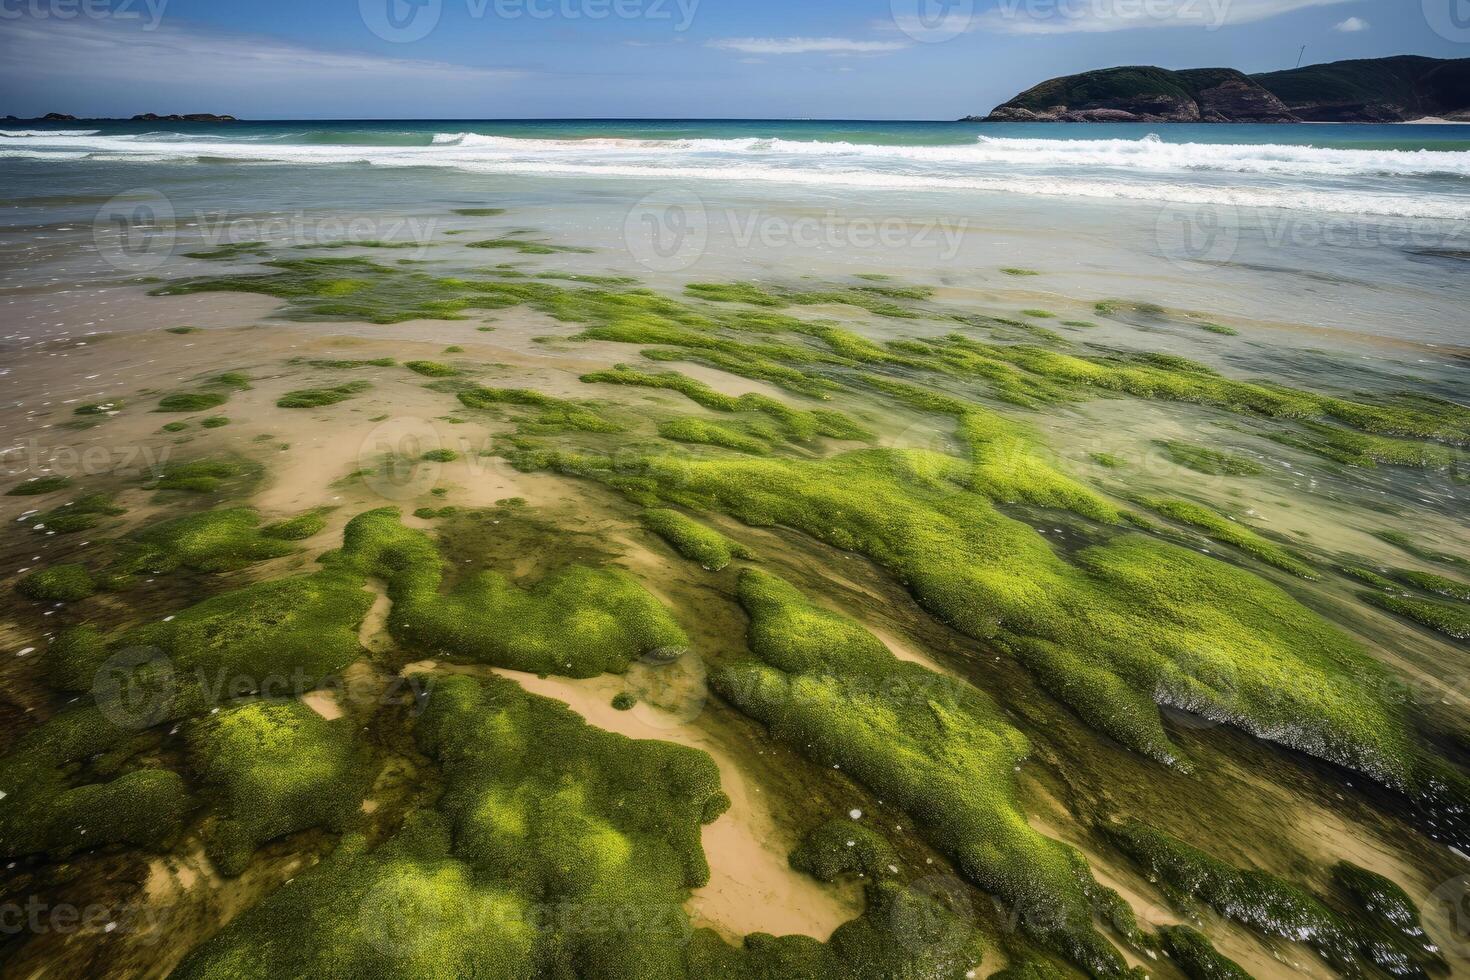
[0,129,102,138]
[2,130,1466,219]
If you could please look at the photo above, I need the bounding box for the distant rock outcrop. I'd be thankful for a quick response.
[12,112,238,123]
[972,56,1470,123]
[131,113,238,122]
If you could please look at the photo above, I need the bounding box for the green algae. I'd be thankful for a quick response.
[1140,497,1316,579]
[302,357,396,369]
[1199,322,1239,336]
[404,360,459,378]
[165,326,202,334]
[0,708,189,859]
[1154,440,1263,477]
[263,510,329,541]
[170,815,542,978]
[642,508,750,571]
[1331,861,1442,965]
[788,818,897,883]
[328,508,686,677]
[1090,452,1124,469]
[421,448,460,463]
[1270,422,1461,469]
[277,381,370,409]
[1110,820,1438,979]
[1361,591,1470,641]
[929,338,1468,446]
[124,571,372,690]
[172,671,987,980]
[17,563,96,601]
[188,699,368,875]
[200,415,230,428]
[452,207,506,216]
[657,417,772,454]
[113,507,300,574]
[686,280,926,318]
[579,365,869,442]
[467,237,594,254]
[74,399,123,416]
[1002,267,1041,276]
[717,569,1137,975]
[456,384,622,434]
[1372,530,1469,570]
[177,672,723,976]
[6,475,72,495]
[183,241,269,261]
[1392,568,1470,600]
[207,371,253,390]
[156,391,229,413]
[150,457,260,494]
[161,421,189,433]
[25,493,126,533]
[1158,925,1250,980]
[537,272,639,285]
[611,691,637,710]
[514,441,1462,820]
[150,257,484,324]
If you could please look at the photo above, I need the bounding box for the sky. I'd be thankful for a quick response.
[0,0,1463,119]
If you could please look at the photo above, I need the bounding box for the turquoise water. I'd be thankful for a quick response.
[2,118,1468,347]
[7,117,1470,149]
[4,118,1470,218]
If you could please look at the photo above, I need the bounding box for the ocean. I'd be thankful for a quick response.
[3,118,1468,349]
[2,120,1469,978]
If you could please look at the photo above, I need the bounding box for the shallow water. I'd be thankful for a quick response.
[0,120,1467,979]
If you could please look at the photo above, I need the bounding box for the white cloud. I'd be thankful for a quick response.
[894,0,1356,35]
[706,37,909,55]
[1333,15,1369,30]
[0,15,521,92]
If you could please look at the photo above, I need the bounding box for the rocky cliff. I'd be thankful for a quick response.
[973,56,1470,123]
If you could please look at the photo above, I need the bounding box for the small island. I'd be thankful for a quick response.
[969,55,1470,123]
[4,112,238,122]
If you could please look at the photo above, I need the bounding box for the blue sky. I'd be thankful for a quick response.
[1,0,1462,119]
